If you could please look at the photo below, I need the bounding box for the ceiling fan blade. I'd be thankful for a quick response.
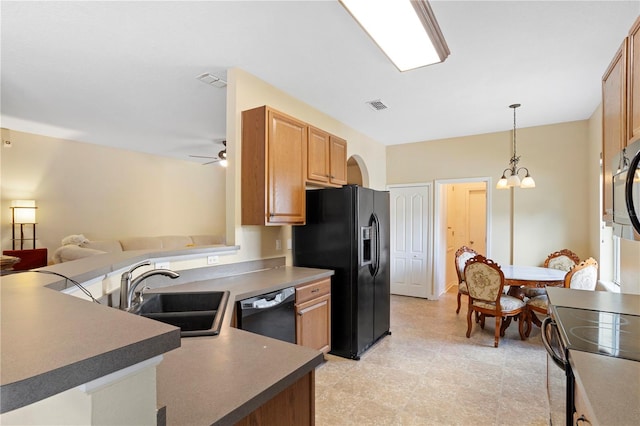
[202,159,220,165]
[189,154,216,159]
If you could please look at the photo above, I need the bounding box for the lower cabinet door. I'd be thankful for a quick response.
[296,294,331,354]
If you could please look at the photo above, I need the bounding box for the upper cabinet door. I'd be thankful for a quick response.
[602,39,628,222]
[329,136,347,186]
[306,128,347,188]
[628,16,640,144]
[267,110,307,224]
[307,126,331,184]
[241,106,306,225]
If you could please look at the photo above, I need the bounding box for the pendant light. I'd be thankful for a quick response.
[496,104,535,189]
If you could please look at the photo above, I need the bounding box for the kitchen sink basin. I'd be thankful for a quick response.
[132,291,229,337]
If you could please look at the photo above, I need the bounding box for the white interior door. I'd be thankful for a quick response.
[389,185,431,298]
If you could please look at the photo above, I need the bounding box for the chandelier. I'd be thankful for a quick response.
[496,103,535,189]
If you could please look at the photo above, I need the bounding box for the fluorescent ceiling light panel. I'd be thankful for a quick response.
[340,0,449,72]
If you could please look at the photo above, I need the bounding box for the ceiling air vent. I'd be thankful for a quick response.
[366,99,388,111]
[196,73,227,88]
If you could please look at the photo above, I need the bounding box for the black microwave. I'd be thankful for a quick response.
[612,138,640,241]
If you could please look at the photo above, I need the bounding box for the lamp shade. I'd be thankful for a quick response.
[506,174,521,187]
[11,200,37,223]
[496,177,509,189]
[520,175,536,188]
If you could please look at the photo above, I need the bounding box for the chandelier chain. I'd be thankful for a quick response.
[510,103,520,170]
[497,103,534,189]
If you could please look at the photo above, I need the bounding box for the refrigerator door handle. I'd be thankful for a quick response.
[370,213,381,277]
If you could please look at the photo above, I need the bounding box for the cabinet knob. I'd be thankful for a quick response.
[269,213,274,218]
[311,288,320,293]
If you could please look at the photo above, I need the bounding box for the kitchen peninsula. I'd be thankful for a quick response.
[0,246,333,425]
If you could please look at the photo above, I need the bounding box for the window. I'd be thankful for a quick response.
[612,234,621,287]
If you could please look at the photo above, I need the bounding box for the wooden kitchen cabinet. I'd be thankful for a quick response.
[295,278,331,354]
[628,16,640,145]
[307,126,331,184]
[242,106,307,225]
[235,371,314,426]
[306,126,347,187]
[602,15,640,222]
[329,135,348,186]
[602,39,627,222]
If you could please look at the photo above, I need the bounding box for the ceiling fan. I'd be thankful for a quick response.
[189,140,227,166]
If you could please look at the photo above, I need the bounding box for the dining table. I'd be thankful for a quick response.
[502,265,567,330]
[502,265,567,294]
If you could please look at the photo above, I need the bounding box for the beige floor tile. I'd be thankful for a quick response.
[315,289,552,425]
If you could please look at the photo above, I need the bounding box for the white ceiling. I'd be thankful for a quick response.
[2,1,639,162]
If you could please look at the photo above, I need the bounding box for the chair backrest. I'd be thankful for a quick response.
[455,246,478,283]
[544,249,580,272]
[464,255,505,303]
[565,257,598,290]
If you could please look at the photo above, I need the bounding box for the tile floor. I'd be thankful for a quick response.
[315,289,549,425]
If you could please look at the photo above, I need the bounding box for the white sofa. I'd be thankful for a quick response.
[53,235,223,263]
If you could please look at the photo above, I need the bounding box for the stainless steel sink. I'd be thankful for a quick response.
[132,291,229,337]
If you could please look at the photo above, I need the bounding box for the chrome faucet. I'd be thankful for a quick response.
[119,261,180,311]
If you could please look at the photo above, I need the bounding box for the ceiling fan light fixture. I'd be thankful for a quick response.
[218,148,227,167]
[339,0,449,72]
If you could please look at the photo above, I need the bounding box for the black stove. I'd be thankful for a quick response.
[552,306,640,362]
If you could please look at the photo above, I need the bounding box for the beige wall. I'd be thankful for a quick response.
[1,128,226,261]
[224,68,387,264]
[387,120,593,268]
[0,68,387,266]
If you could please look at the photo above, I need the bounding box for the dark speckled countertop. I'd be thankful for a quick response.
[547,288,640,426]
[0,247,333,424]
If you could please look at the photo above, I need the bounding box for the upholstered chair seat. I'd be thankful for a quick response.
[522,249,579,298]
[526,258,598,336]
[464,255,527,347]
[527,294,548,310]
[473,295,525,312]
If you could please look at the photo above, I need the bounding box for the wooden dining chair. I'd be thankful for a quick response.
[544,249,581,271]
[464,255,527,347]
[526,257,598,336]
[524,249,580,298]
[454,246,478,314]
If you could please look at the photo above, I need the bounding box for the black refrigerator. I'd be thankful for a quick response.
[293,185,390,360]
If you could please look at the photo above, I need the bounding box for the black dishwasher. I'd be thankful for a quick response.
[237,287,296,343]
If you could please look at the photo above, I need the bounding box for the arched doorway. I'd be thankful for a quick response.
[347,155,368,187]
